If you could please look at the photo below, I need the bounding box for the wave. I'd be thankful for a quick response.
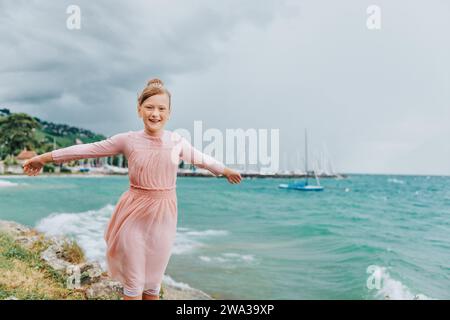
[0,179,19,187]
[172,231,203,255]
[162,274,215,297]
[367,265,432,300]
[34,205,230,296]
[200,252,255,265]
[162,274,194,290]
[35,204,114,269]
[33,204,233,297]
[184,229,229,237]
[173,228,230,254]
[387,178,405,185]
[35,205,230,266]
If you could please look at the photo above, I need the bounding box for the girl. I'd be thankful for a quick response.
[23,78,242,300]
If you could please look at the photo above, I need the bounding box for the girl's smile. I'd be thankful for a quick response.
[138,93,170,135]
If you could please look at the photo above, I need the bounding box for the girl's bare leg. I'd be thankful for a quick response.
[142,293,159,300]
[122,287,143,300]
[142,286,161,300]
[123,294,142,300]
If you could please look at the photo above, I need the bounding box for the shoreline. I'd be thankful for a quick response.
[0,172,345,179]
[3,172,449,178]
[0,219,214,300]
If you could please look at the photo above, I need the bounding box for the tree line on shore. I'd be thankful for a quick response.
[0,108,106,164]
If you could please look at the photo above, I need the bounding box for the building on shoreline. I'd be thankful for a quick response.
[1,148,38,174]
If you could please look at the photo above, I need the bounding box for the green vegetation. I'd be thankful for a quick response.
[43,163,56,173]
[61,239,85,264]
[0,230,165,300]
[0,232,86,300]
[0,108,106,160]
[3,154,18,166]
[0,113,40,157]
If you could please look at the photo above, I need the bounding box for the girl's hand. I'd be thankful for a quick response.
[23,155,46,176]
[223,167,242,184]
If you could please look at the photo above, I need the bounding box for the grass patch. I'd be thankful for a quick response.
[0,232,86,300]
[61,239,85,264]
[160,284,165,299]
[3,245,31,261]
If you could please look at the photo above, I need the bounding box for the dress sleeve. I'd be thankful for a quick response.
[51,132,128,164]
[179,137,225,176]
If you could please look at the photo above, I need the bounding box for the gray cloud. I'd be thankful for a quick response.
[0,0,449,175]
[0,0,291,126]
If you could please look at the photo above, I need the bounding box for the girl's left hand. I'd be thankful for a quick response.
[223,168,242,184]
[23,155,46,176]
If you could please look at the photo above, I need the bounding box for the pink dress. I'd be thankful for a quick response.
[51,129,225,296]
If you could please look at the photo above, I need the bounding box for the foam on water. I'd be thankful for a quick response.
[387,178,405,185]
[172,228,230,254]
[184,229,229,237]
[172,231,203,254]
[200,253,256,265]
[367,265,432,300]
[36,206,231,260]
[34,204,231,288]
[0,179,19,187]
[35,204,114,268]
[163,274,194,290]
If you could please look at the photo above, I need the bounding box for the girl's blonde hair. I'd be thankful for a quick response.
[137,78,171,108]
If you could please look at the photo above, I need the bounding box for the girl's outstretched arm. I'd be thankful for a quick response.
[22,132,128,176]
[23,152,53,176]
[51,132,127,164]
[179,137,242,184]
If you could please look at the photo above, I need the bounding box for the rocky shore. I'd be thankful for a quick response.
[0,220,213,300]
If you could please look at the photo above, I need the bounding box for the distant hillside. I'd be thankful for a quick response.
[0,108,106,157]
[0,108,106,148]
[34,117,106,148]
[0,108,11,117]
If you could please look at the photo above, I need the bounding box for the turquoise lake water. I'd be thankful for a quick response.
[0,174,449,299]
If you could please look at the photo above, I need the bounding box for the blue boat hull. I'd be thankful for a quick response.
[279,183,324,191]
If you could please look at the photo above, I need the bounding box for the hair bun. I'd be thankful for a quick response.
[147,78,164,87]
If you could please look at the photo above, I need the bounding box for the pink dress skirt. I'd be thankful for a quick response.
[51,129,225,296]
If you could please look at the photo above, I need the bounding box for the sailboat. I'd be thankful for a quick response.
[279,129,324,191]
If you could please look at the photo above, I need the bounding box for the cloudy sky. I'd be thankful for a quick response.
[1,0,449,175]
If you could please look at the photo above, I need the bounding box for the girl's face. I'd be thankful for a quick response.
[138,93,171,134]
